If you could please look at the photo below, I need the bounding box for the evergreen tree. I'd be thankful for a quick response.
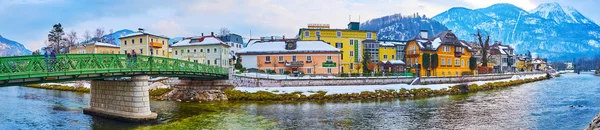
[362,49,371,73]
[47,23,65,53]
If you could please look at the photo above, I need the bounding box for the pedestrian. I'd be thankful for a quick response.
[50,50,56,72]
[132,50,138,68]
[126,52,132,68]
[44,51,49,72]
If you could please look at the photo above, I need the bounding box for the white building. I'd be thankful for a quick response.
[171,34,231,67]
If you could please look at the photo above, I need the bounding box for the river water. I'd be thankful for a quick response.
[0,73,599,129]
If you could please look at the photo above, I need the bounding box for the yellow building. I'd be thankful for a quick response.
[298,23,376,73]
[171,34,231,67]
[69,41,120,54]
[378,42,396,61]
[405,30,475,77]
[119,28,170,57]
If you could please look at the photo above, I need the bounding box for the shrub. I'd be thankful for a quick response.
[258,70,266,73]
[284,70,291,75]
[267,70,276,74]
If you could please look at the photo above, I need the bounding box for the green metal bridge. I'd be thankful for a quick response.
[0,54,229,86]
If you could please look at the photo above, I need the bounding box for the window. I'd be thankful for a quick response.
[279,56,284,62]
[350,63,354,70]
[316,31,321,37]
[132,39,135,44]
[307,68,313,74]
[156,50,158,55]
[207,49,210,53]
[279,68,284,74]
[162,41,165,45]
[327,68,332,74]
[384,47,387,50]
[416,59,419,64]
[391,55,395,59]
[175,50,177,55]
[140,38,143,43]
[327,56,332,62]
[200,49,203,53]
[349,39,354,46]
[455,58,460,66]
[194,49,197,53]
[187,49,190,53]
[124,40,127,45]
[292,56,297,62]
[265,56,271,62]
[207,60,211,65]
[151,39,154,42]
[383,54,388,59]
[461,59,465,67]
[214,60,217,65]
[306,56,312,62]
[442,71,445,75]
[304,31,310,37]
[350,51,354,57]
[140,49,143,54]
[441,59,446,65]
[447,58,451,65]
[163,50,165,55]
[214,48,217,53]
[336,42,343,48]
[366,32,372,39]
[336,31,342,37]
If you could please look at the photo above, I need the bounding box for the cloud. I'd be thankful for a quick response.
[2,0,598,51]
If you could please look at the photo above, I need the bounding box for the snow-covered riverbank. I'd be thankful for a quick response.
[235,74,547,95]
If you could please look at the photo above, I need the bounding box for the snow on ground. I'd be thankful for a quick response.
[235,74,547,95]
[236,73,411,79]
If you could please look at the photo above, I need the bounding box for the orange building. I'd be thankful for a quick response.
[69,41,120,54]
[405,30,476,77]
[236,39,341,76]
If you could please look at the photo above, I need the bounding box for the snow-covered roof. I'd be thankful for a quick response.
[120,31,169,39]
[379,42,395,47]
[93,42,119,48]
[411,30,471,51]
[237,40,340,54]
[389,60,405,65]
[171,36,229,47]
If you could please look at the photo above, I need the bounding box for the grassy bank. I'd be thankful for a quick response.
[24,84,173,97]
[224,76,548,102]
[25,84,90,93]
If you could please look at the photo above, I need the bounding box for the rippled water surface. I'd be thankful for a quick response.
[1,73,599,129]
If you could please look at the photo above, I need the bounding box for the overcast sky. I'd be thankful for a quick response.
[0,0,598,51]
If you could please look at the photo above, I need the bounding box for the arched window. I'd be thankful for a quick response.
[124,40,127,45]
[140,38,143,43]
[132,39,135,44]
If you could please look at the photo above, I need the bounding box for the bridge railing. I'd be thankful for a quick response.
[0,54,228,80]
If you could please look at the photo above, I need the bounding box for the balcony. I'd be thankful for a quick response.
[454,52,462,57]
[285,61,304,67]
[150,42,163,48]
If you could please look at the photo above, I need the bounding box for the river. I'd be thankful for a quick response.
[0,72,599,129]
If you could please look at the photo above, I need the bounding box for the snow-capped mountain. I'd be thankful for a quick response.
[361,13,448,41]
[80,29,135,45]
[432,3,600,61]
[0,35,32,56]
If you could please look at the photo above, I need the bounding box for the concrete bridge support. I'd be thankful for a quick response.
[83,75,157,122]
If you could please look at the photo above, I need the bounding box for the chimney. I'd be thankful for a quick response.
[211,32,214,36]
[420,30,428,39]
[202,33,204,36]
[138,28,145,33]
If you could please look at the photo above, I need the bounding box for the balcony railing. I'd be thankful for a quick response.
[150,42,163,48]
[454,52,462,57]
[285,61,304,67]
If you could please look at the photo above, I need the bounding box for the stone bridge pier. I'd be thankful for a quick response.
[83,75,157,122]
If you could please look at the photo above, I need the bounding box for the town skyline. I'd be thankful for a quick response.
[0,0,598,51]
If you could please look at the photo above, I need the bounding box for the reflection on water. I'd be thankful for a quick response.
[0,73,598,129]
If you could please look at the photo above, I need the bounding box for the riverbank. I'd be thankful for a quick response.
[587,113,600,130]
[24,83,172,99]
[224,76,549,101]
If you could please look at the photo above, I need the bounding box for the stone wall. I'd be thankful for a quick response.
[586,112,600,130]
[231,73,544,87]
[158,79,233,101]
[84,75,157,122]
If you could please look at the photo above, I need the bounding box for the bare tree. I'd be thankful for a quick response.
[219,27,230,36]
[475,30,491,67]
[107,29,115,44]
[94,28,105,42]
[65,30,78,53]
[82,30,91,43]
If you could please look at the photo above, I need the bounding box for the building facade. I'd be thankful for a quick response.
[237,40,341,75]
[69,42,120,54]
[405,30,475,77]
[119,28,170,57]
[298,23,376,73]
[171,34,230,67]
[489,42,516,73]
[218,33,245,63]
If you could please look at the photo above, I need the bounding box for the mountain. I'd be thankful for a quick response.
[360,13,449,41]
[432,3,600,61]
[80,29,135,45]
[0,35,32,56]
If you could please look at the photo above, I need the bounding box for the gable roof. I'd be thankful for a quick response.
[409,30,473,51]
[171,36,229,47]
[119,31,170,39]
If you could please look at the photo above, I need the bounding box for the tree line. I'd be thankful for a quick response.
[37,23,117,54]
